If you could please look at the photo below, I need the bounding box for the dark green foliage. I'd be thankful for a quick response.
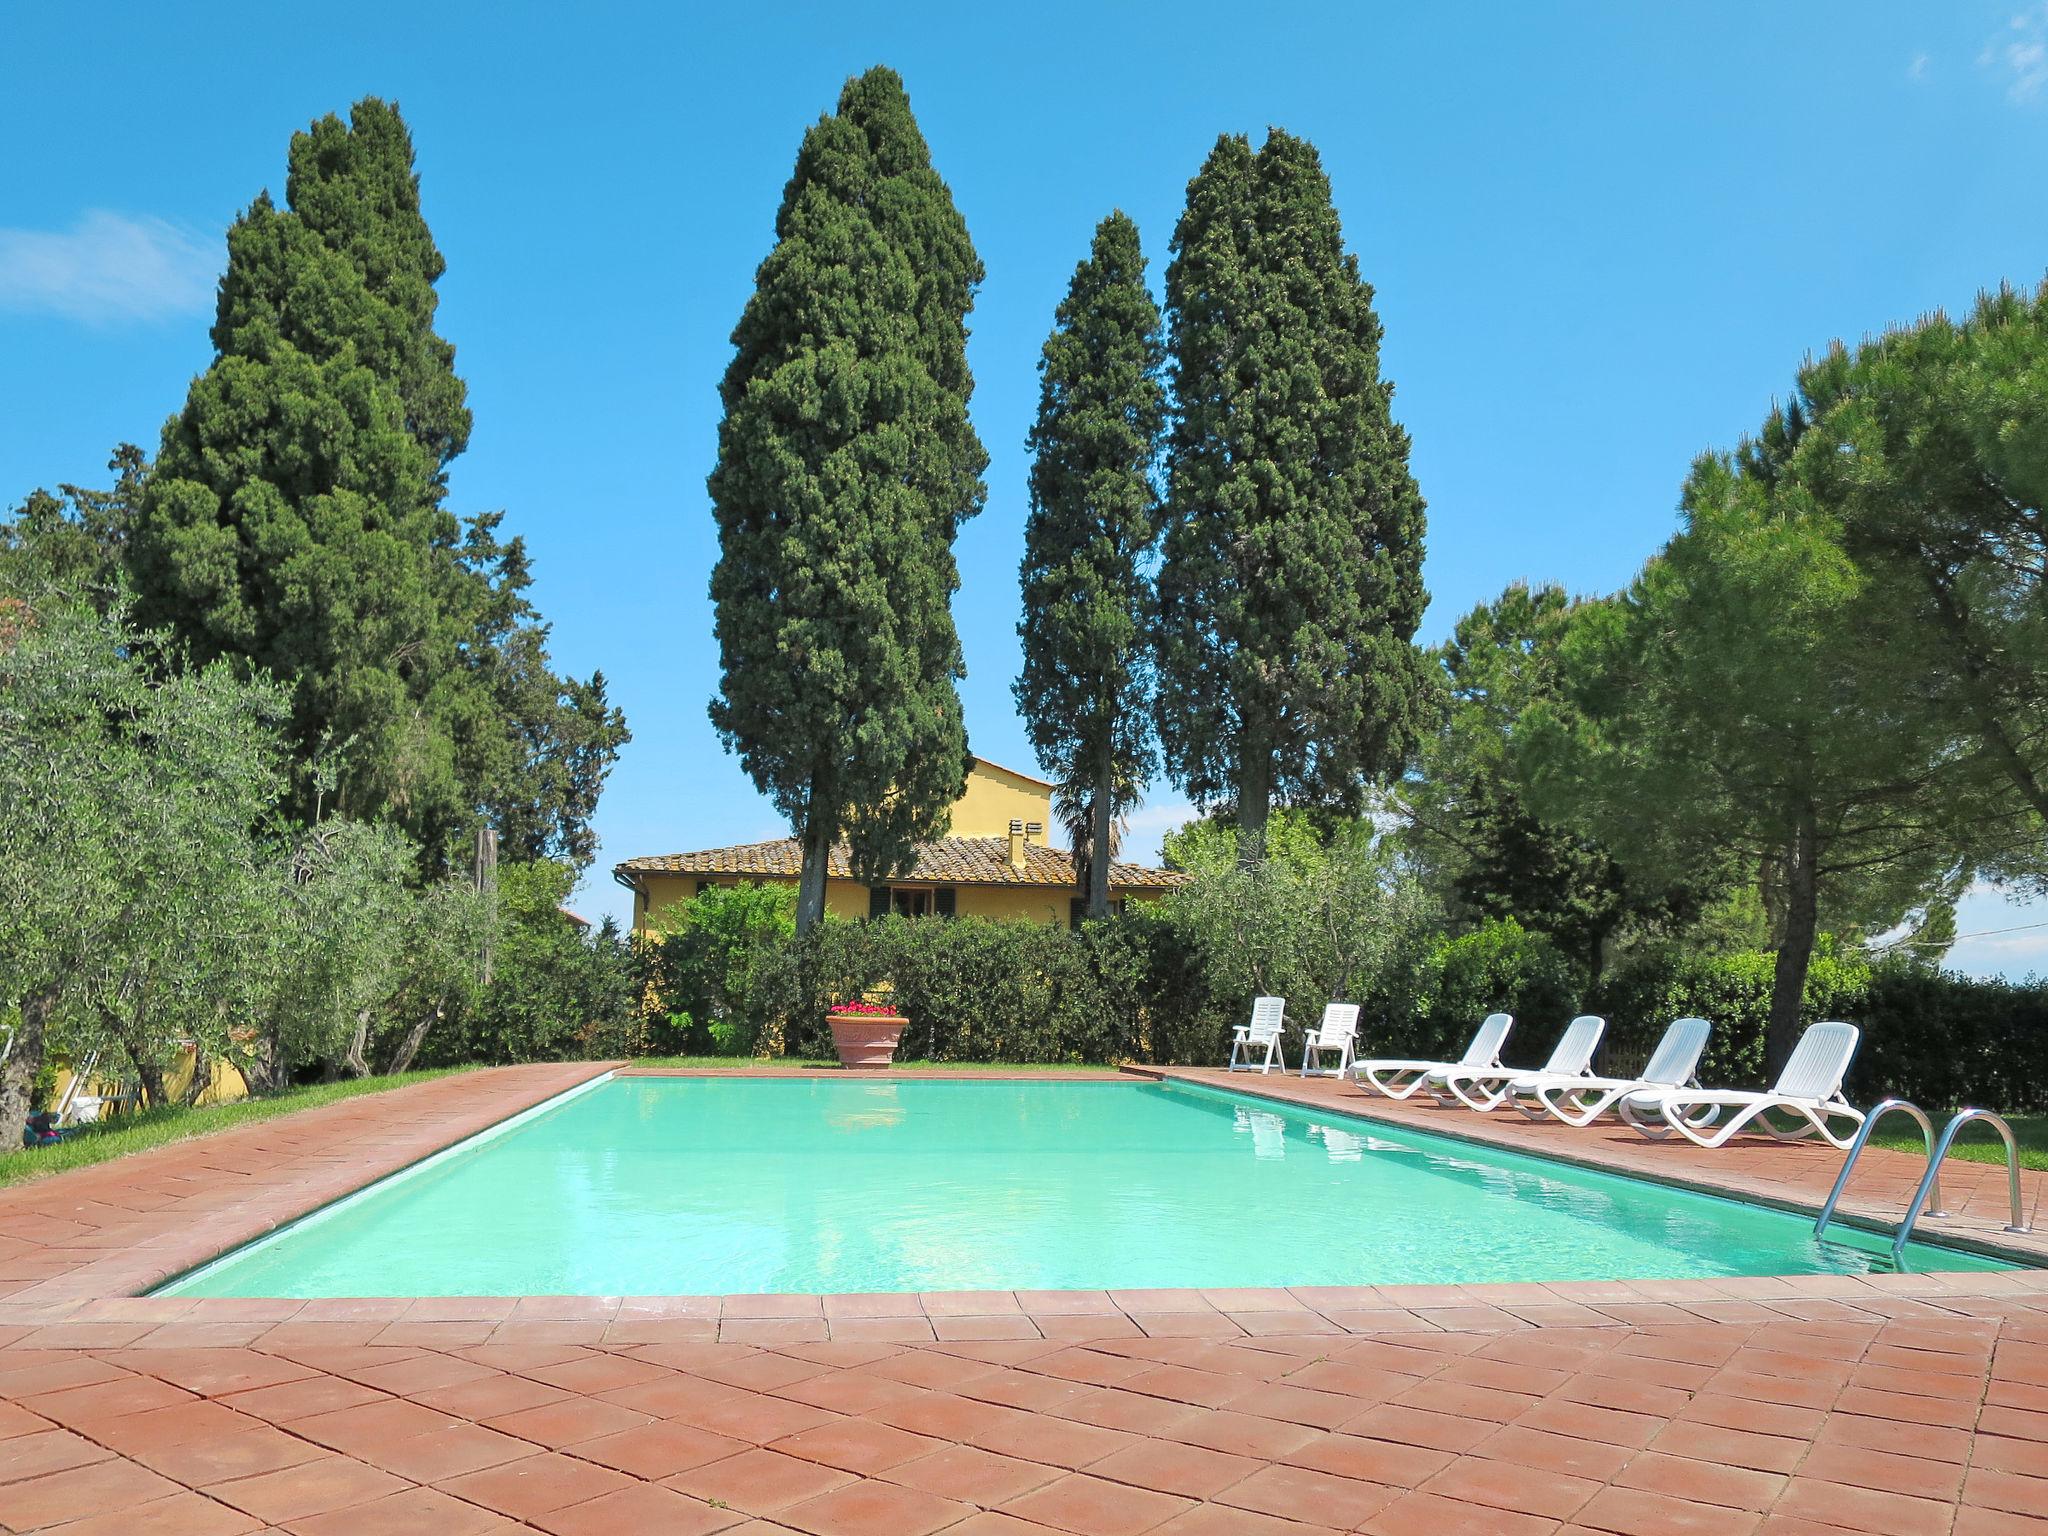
[1156,129,1435,849]
[0,446,146,609]
[708,67,985,927]
[431,861,633,1065]
[636,883,797,1055]
[130,97,624,871]
[1016,211,1166,916]
[1415,919,1582,1068]
[1851,963,2048,1112]
[1786,284,2048,880]
[1399,583,1713,983]
[755,917,1171,1065]
[1527,433,1968,1075]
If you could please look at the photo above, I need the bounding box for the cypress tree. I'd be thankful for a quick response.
[708,67,986,931]
[1015,211,1166,919]
[1156,130,1434,856]
[131,98,624,867]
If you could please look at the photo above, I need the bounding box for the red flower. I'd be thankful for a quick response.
[829,1000,897,1015]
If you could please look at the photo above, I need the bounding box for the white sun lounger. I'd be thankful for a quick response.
[1299,1002,1362,1078]
[1618,1020,1865,1149]
[1226,996,1289,1073]
[1356,1013,1512,1101]
[1441,1015,1606,1112]
[1533,1017,1713,1127]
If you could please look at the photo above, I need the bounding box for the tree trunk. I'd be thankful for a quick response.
[795,801,832,934]
[0,983,60,1136]
[335,1008,372,1079]
[1088,735,1113,920]
[182,1043,211,1106]
[383,1005,441,1076]
[120,1037,168,1112]
[1235,723,1273,866]
[1765,803,1820,1082]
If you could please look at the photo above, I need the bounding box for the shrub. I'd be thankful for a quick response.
[1413,918,1582,1066]
[636,883,796,1055]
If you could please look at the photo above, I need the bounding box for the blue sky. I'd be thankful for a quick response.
[5,2,2047,975]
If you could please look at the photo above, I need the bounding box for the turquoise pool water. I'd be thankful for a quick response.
[161,1076,2012,1297]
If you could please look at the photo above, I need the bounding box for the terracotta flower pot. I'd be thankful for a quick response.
[827,1012,908,1070]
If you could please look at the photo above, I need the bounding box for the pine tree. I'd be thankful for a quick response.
[1016,212,1165,919]
[1156,130,1435,857]
[708,67,985,931]
[130,98,624,868]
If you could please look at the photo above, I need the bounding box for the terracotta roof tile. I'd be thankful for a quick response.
[614,836,1188,891]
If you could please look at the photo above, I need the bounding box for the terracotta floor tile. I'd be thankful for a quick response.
[1573,1484,1760,1534]
[1001,1470,1194,1536]
[1773,1477,1954,1536]
[22,1371,198,1425]
[1613,1449,1786,1511]
[281,1483,518,1536]
[669,1447,857,1514]
[0,1456,184,1529]
[1644,1419,1805,1475]
[408,1369,569,1421]
[1359,1488,1561,1535]
[778,1477,973,1536]
[37,1489,263,1535]
[1293,1429,1453,1489]
[531,1480,749,1536]
[573,1416,748,1478]
[1964,1465,2048,1520]
[1086,1437,1263,1500]
[217,1376,387,1425]
[1421,1454,1599,1520]
[1339,1401,1499,1454]
[355,1421,533,1481]
[481,1395,649,1447]
[1151,1504,1341,1535]
[772,1415,942,1474]
[883,1442,1061,1506]
[434,1449,635,1517]
[203,1456,408,1522]
[0,1424,114,1484]
[1797,1441,1962,1502]
[1216,1463,1396,1528]
[132,1424,329,1486]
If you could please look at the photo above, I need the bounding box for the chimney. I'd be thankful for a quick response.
[1007,818,1026,871]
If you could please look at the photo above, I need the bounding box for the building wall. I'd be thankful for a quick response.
[947,760,1053,842]
[634,870,1161,935]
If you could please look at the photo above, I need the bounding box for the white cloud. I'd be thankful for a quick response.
[1983,7,2048,101]
[1908,51,1931,81]
[0,210,217,324]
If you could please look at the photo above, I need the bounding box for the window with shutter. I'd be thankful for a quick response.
[934,887,956,918]
[868,886,891,919]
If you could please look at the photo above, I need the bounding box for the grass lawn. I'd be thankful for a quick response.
[628,1056,1127,1072]
[0,1067,472,1189]
[1872,1111,2048,1172]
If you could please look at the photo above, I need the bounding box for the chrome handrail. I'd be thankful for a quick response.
[1815,1098,1944,1242]
[1892,1108,2035,1264]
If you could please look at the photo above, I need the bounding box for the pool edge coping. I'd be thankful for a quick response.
[1128,1066,2047,1269]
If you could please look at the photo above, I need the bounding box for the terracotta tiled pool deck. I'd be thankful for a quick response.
[1,1062,2045,1534]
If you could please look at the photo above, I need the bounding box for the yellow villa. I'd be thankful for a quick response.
[614,757,1188,933]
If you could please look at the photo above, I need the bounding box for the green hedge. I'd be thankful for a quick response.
[622,891,2048,1112]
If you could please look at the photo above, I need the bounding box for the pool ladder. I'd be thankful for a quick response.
[1815,1098,2034,1264]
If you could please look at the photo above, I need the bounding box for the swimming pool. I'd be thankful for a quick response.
[160,1075,2011,1297]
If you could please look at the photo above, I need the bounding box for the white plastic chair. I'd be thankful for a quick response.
[1356,1013,1513,1100]
[1534,1017,1712,1127]
[1619,1021,1865,1149]
[1442,1015,1606,1112]
[1226,996,1289,1073]
[1299,1003,1361,1078]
